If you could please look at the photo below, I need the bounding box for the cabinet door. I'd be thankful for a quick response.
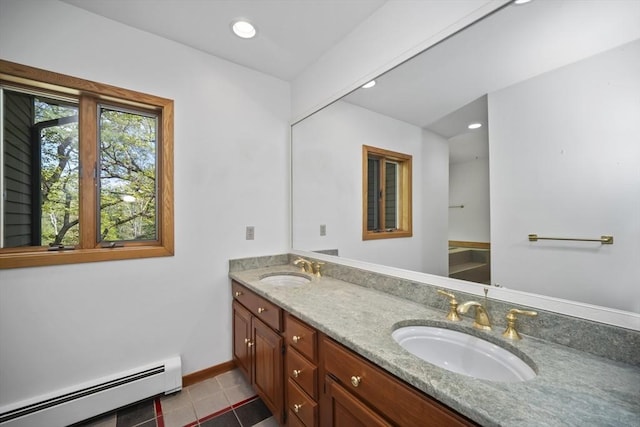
[253,316,284,423]
[325,376,390,427]
[233,301,252,382]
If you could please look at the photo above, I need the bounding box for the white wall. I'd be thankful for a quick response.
[448,157,490,243]
[421,130,449,276]
[489,39,640,312]
[291,0,508,121]
[292,101,429,272]
[0,0,290,406]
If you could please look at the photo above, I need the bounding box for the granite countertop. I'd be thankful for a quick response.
[229,265,640,427]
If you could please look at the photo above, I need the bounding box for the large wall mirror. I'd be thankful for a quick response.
[292,0,640,323]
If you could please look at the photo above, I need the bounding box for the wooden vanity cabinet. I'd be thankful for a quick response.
[324,375,390,427]
[320,336,477,427]
[231,280,477,427]
[285,313,319,427]
[232,281,284,424]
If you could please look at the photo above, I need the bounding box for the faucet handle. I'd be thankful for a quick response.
[311,261,324,277]
[502,308,538,340]
[437,289,461,322]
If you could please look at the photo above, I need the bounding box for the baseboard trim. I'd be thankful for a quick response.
[182,360,236,388]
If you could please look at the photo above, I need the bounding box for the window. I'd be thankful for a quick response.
[0,60,174,268]
[362,145,412,240]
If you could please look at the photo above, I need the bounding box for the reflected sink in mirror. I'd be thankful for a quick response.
[259,272,311,287]
[392,326,536,382]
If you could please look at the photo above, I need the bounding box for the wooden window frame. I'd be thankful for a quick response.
[0,60,174,268]
[362,145,412,240]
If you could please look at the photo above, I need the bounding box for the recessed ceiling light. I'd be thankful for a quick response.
[232,20,256,39]
[513,0,532,5]
[361,80,376,89]
[468,123,482,130]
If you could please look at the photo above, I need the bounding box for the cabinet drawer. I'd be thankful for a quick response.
[232,281,282,331]
[285,314,317,361]
[288,379,317,427]
[287,347,318,399]
[322,337,475,427]
[287,410,306,427]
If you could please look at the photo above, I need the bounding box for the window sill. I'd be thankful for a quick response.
[363,230,413,241]
[0,245,174,269]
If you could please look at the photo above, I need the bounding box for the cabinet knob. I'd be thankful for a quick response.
[244,338,250,344]
[292,335,301,343]
[293,403,302,413]
[257,307,266,313]
[247,341,254,347]
[234,291,242,297]
[350,376,361,387]
[292,369,301,378]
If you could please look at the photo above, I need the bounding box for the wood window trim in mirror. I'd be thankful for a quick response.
[0,60,174,269]
[362,145,412,241]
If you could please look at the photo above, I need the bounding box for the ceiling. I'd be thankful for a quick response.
[61,0,387,81]
[342,0,640,163]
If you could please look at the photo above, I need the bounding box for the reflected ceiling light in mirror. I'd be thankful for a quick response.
[468,123,483,129]
[361,80,376,89]
[231,20,257,39]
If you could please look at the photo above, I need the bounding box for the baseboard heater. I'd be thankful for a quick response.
[0,356,181,427]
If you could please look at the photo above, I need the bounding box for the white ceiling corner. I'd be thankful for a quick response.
[60,0,387,82]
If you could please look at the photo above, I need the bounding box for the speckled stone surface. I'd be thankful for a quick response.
[287,254,640,366]
[229,261,640,427]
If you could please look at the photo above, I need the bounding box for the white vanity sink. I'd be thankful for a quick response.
[259,273,311,287]
[392,326,536,382]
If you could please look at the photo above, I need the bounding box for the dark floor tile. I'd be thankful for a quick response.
[234,398,271,427]
[116,398,156,427]
[200,410,241,427]
[69,411,115,426]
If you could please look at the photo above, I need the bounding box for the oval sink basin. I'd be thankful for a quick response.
[259,273,311,287]
[392,326,536,382]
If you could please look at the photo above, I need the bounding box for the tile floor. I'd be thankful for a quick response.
[73,369,278,427]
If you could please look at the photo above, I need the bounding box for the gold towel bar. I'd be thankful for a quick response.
[528,234,613,245]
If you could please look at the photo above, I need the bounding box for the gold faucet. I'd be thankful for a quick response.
[293,257,323,277]
[294,257,313,273]
[437,289,461,321]
[502,308,538,340]
[457,301,492,330]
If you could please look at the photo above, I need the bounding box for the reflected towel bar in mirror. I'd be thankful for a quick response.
[528,234,614,244]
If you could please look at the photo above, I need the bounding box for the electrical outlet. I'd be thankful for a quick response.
[320,224,326,236]
[246,226,255,240]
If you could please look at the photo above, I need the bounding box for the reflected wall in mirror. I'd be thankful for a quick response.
[292,0,640,314]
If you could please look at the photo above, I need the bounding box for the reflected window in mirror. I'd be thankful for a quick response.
[362,145,412,240]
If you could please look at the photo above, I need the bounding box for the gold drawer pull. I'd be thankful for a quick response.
[293,403,302,413]
[292,335,301,343]
[257,307,266,313]
[292,369,301,378]
[234,291,242,297]
[350,376,361,387]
